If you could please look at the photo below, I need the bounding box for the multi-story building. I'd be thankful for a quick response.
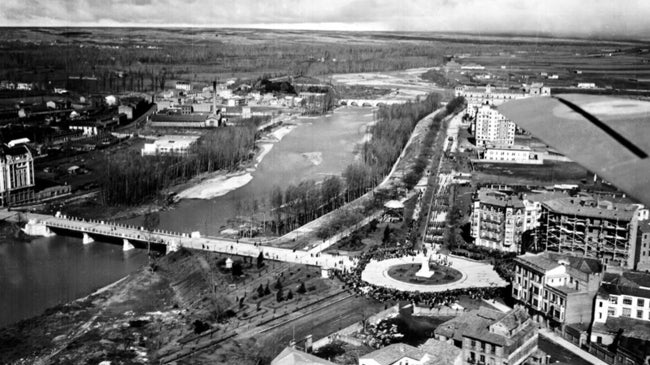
[474,104,516,146]
[637,221,650,271]
[435,307,539,365]
[141,135,200,157]
[538,196,644,269]
[591,271,650,346]
[512,252,603,326]
[454,84,550,119]
[470,189,526,252]
[0,143,35,206]
[481,144,543,164]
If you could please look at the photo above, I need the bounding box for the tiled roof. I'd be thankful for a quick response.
[419,339,461,365]
[592,316,650,341]
[434,307,503,343]
[598,271,650,299]
[476,189,525,209]
[271,347,337,365]
[359,343,426,365]
[543,197,638,221]
[515,252,602,280]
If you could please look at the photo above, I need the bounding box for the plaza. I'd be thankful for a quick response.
[361,255,507,293]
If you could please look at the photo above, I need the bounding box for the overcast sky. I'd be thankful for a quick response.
[2,0,650,38]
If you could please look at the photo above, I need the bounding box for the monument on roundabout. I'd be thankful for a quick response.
[415,251,435,278]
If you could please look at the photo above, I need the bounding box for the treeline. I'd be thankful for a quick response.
[99,125,256,205]
[0,40,447,94]
[265,94,443,235]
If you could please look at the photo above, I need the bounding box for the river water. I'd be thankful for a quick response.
[0,235,147,328]
[127,107,374,236]
[0,107,373,328]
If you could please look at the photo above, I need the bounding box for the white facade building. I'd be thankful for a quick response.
[475,105,515,146]
[482,144,543,164]
[141,135,200,156]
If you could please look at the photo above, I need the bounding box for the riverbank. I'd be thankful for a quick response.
[173,123,299,201]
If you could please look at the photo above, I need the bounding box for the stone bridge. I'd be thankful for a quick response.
[9,211,354,274]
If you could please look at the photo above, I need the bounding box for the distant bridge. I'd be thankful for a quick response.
[338,99,408,107]
[3,211,354,274]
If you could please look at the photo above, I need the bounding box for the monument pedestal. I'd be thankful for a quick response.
[415,254,434,278]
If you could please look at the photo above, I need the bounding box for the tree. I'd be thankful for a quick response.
[257,252,264,269]
[143,210,160,261]
[264,284,271,296]
[231,260,243,277]
[297,281,306,294]
[286,290,293,300]
[276,288,284,302]
[382,225,391,244]
[274,278,282,291]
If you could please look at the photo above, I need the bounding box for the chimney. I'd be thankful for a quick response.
[213,81,217,114]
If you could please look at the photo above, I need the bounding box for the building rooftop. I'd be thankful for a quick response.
[271,347,337,365]
[0,144,31,157]
[437,307,536,350]
[598,271,650,299]
[515,252,602,281]
[359,343,426,365]
[485,144,532,151]
[150,113,209,123]
[524,191,569,204]
[476,189,525,209]
[435,307,503,343]
[542,196,639,221]
[418,339,461,365]
[592,316,650,341]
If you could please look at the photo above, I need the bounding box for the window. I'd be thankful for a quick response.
[599,313,603,319]
[637,310,644,318]
[610,296,618,304]
[599,301,603,308]
[638,299,645,307]
[623,297,633,305]
[608,307,616,316]
[622,308,631,317]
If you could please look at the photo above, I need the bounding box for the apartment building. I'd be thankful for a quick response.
[512,252,603,327]
[470,189,526,252]
[435,307,539,365]
[474,104,516,146]
[538,196,644,269]
[591,271,650,346]
[0,143,35,206]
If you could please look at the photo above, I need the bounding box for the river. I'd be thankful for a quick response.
[0,235,147,328]
[127,107,375,235]
[0,107,374,328]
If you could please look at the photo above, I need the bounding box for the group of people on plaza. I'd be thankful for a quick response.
[335,241,504,308]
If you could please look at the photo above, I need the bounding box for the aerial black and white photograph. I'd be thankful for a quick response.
[1,1,650,364]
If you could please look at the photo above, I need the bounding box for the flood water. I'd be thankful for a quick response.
[0,107,373,328]
[127,106,374,236]
[0,235,147,328]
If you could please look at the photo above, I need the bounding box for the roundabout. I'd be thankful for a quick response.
[360,255,507,293]
[386,263,463,285]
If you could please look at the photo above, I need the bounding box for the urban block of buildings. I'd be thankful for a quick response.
[359,340,461,365]
[591,271,650,345]
[435,307,539,365]
[512,251,603,327]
